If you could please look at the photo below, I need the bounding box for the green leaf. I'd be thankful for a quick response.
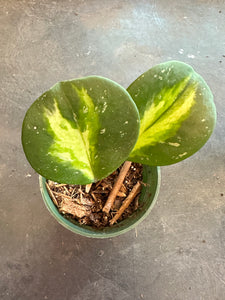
[22,76,140,184]
[127,61,216,165]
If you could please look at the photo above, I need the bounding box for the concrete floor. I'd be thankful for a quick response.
[0,0,225,299]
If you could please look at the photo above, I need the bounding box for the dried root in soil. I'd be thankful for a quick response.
[46,162,143,228]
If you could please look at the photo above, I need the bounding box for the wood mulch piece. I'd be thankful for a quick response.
[46,162,143,228]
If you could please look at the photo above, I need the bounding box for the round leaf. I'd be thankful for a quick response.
[127,61,216,166]
[22,76,140,184]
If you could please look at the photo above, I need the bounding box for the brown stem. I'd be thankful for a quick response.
[45,182,59,207]
[54,183,67,188]
[52,191,73,199]
[85,183,92,193]
[109,181,142,226]
[102,161,132,213]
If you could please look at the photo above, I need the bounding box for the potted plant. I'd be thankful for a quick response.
[22,61,216,238]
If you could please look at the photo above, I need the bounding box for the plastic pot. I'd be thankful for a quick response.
[39,165,160,238]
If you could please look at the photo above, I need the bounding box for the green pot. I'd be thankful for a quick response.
[39,165,160,238]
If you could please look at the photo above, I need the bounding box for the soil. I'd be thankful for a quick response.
[46,162,143,228]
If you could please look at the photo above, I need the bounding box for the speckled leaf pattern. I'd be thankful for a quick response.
[128,61,216,166]
[22,76,140,184]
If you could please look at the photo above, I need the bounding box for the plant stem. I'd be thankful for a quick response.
[102,161,132,213]
[109,181,142,225]
[45,181,59,207]
[85,183,92,193]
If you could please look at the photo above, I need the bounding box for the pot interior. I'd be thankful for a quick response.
[39,165,160,238]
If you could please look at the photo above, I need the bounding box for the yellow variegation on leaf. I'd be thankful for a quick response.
[22,76,140,184]
[127,61,216,166]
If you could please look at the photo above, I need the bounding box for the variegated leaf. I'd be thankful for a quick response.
[127,61,216,165]
[22,76,140,184]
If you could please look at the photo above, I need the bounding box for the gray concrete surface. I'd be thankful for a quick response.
[0,0,225,299]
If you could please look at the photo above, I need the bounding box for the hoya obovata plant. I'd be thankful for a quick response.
[22,61,216,187]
